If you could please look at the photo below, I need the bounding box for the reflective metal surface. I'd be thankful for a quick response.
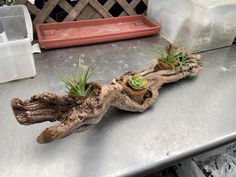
[1,36,236,177]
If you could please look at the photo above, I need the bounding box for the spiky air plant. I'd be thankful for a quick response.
[157,44,195,71]
[55,63,94,99]
[174,51,195,72]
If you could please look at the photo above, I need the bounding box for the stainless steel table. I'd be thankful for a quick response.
[1,36,236,177]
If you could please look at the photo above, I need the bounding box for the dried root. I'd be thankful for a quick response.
[11,52,202,143]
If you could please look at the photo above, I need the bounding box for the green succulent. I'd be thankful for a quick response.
[128,75,148,90]
[55,63,94,99]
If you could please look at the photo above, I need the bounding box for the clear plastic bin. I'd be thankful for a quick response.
[147,0,236,52]
[0,5,36,83]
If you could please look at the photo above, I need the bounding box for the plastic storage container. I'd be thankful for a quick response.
[147,0,236,52]
[0,5,36,84]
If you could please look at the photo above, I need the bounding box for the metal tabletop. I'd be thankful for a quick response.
[1,36,236,177]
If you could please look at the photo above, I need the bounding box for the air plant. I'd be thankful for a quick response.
[157,44,194,72]
[157,45,181,69]
[175,52,194,72]
[55,63,94,99]
[128,74,148,90]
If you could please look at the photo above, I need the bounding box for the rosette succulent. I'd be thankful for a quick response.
[128,75,148,90]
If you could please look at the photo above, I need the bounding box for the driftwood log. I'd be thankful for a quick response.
[11,53,202,144]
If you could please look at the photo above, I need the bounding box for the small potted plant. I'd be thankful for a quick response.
[121,74,149,100]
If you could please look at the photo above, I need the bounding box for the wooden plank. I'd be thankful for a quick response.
[92,12,103,19]
[119,12,127,16]
[15,0,55,23]
[16,0,148,25]
[58,0,88,21]
[104,0,116,9]
[27,2,56,22]
[120,0,141,16]
[79,4,97,20]
[33,0,60,25]
[58,0,73,14]
[76,5,102,20]
[143,9,147,15]
[120,11,128,17]
[63,0,89,21]
[143,0,148,6]
[130,0,142,8]
[116,0,136,15]
[89,0,112,18]
[76,14,86,20]
[93,0,116,19]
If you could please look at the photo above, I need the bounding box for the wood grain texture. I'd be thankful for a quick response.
[120,0,142,16]
[116,0,136,15]
[58,0,73,14]
[15,0,149,30]
[89,0,112,18]
[63,0,89,21]
[76,4,101,20]
[15,0,56,23]
[33,0,60,25]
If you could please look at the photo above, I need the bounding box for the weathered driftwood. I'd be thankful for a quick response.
[11,53,202,144]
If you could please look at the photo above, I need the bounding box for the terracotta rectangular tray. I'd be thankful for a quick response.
[36,15,160,49]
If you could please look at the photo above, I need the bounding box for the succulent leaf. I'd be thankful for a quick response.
[128,75,148,90]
